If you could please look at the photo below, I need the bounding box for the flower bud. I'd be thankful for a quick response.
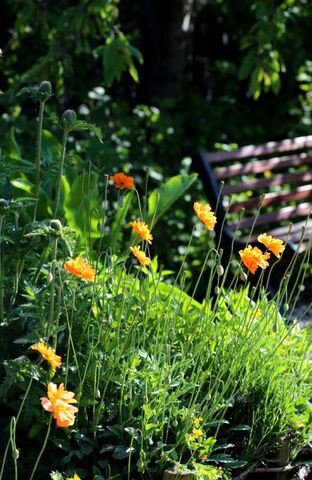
[216,264,224,276]
[240,272,248,282]
[61,109,77,130]
[0,199,10,209]
[214,286,220,295]
[50,219,62,231]
[47,272,53,285]
[38,81,52,100]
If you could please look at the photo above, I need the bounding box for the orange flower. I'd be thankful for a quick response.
[130,245,151,267]
[110,172,135,190]
[258,233,285,258]
[31,341,62,370]
[193,202,217,231]
[41,382,78,428]
[130,220,153,244]
[64,257,96,282]
[239,245,270,275]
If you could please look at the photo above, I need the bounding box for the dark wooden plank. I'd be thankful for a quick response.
[222,171,312,195]
[207,135,312,164]
[246,219,312,243]
[229,203,312,231]
[227,185,312,212]
[214,154,312,180]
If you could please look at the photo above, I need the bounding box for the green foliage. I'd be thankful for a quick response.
[0,0,140,100]
[62,173,102,242]
[102,33,143,86]
[148,173,198,226]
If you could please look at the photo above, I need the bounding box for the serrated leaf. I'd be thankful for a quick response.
[70,120,102,142]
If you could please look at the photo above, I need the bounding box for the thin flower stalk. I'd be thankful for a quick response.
[33,100,45,222]
[29,416,52,480]
[47,237,58,337]
[0,216,4,324]
[54,128,69,217]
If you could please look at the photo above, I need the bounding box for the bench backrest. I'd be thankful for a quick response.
[194,136,312,252]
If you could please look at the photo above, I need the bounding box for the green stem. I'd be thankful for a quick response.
[54,128,69,217]
[29,416,52,480]
[9,417,18,480]
[33,100,45,222]
[0,215,4,323]
[0,377,33,480]
[46,238,58,337]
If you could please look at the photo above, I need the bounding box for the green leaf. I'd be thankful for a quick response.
[143,404,154,420]
[112,445,135,460]
[63,172,102,241]
[5,127,21,161]
[238,52,255,80]
[209,453,235,463]
[70,120,102,142]
[108,191,134,251]
[10,177,33,193]
[102,35,143,87]
[42,129,61,164]
[50,472,64,480]
[147,173,197,226]
[228,424,251,431]
[156,281,202,312]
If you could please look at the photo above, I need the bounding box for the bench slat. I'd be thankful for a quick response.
[227,185,312,212]
[246,219,312,243]
[229,203,312,231]
[207,136,312,164]
[215,154,312,180]
[222,171,312,195]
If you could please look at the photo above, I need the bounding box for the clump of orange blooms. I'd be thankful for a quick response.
[193,202,217,231]
[239,232,285,275]
[130,220,153,244]
[41,382,78,428]
[258,233,285,258]
[64,257,96,282]
[31,341,62,370]
[130,245,151,267]
[110,172,135,190]
[239,245,271,275]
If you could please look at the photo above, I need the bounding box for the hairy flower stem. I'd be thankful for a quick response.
[46,238,58,337]
[0,377,33,480]
[9,418,18,480]
[33,100,45,222]
[0,216,4,323]
[28,416,52,480]
[54,128,69,217]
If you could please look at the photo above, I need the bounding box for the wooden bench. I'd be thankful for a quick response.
[193,136,312,291]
